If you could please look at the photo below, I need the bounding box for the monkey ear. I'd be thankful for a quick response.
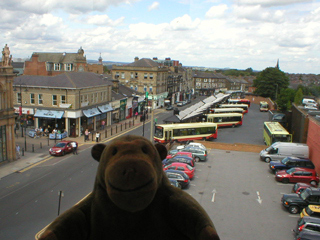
[154,143,168,161]
[91,144,106,162]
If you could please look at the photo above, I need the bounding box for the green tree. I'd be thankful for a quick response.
[294,88,303,105]
[253,67,289,99]
[276,88,296,111]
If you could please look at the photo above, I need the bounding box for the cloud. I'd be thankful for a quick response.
[233,5,285,23]
[83,15,125,26]
[236,0,313,7]
[148,2,160,11]
[205,4,228,18]
[169,14,201,30]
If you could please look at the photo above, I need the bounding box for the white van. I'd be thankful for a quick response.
[302,98,317,107]
[259,142,309,163]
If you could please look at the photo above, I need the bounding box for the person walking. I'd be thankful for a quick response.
[16,144,21,159]
[84,129,90,142]
[71,141,78,155]
[101,121,105,130]
[96,132,100,142]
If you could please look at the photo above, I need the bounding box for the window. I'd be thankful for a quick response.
[149,85,153,92]
[101,92,103,101]
[95,93,98,102]
[204,79,208,82]
[144,73,148,79]
[61,95,66,104]
[149,73,153,79]
[84,94,88,102]
[135,72,138,78]
[131,72,134,78]
[144,85,147,92]
[65,63,73,71]
[17,92,21,104]
[30,93,35,104]
[54,63,61,71]
[121,72,125,79]
[80,95,84,103]
[130,84,133,89]
[91,94,94,103]
[52,95,57,106]
[38,94,43,105]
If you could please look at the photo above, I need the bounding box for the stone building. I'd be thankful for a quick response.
[193,71,230,95]
[0,44,16,162]
[111,57,169,108]
[13,72,113,137]
[24,47,103,76]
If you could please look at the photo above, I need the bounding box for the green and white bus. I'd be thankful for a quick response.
[263,121,292,146]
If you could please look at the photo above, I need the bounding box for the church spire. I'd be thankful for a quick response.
[275,59,280,69]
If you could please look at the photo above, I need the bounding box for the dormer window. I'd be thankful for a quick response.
[65,63,73,71]
[54,63,61,71]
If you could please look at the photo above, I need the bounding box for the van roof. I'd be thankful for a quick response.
[272,142,308,147]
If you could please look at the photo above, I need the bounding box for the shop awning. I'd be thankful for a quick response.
[98,104,113,113]
[34,109,64,119]
[83,108,101,118]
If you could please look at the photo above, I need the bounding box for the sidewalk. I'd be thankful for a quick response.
[0,113,157,179]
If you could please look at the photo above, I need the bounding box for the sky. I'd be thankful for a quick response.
[1,0,320,74]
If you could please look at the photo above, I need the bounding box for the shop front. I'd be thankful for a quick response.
[119,99,127,121]
[98,104,113,129]
[14,107,35,128]
[34,109,65,133]
[82,107,101,131]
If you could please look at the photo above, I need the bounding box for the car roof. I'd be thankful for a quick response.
[166,162,190,167]
[285,157,311,161]
[290,167,316,172]
[164,169,189,178]
[302,216,320,224]
[307,205,320,213]
[171,156,193,161]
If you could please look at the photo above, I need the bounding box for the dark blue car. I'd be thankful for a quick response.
[269,156,314,173]
[162,156,195,167]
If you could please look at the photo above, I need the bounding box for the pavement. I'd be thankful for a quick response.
[0,113,153,180]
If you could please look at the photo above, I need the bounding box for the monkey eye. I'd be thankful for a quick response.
[112,147,118,156]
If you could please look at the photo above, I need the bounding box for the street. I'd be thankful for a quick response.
[0,99,298,240]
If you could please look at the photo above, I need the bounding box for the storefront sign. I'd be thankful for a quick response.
[83,108,101,118]
[34,110,64,119]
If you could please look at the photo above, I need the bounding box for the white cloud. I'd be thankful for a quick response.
[169,14,201,30]
[205,4,228,18]
[84,15,125,26]
[236,0,313,7]
[148,2,160,11]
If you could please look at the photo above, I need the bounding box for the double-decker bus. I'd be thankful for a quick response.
[219,104,249,113]
[263,121,292,146]
[227,98,251,107]
[154,122,218,144]
[204,113,243,127]
[209,107,244,114]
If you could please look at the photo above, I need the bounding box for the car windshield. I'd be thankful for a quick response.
[55,143,66,148]
[282,157,289,164]
[286,168,296,174]
[186,165,193,171]
[300,189,310,201]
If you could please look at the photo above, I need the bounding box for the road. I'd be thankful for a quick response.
[0,99,296,240]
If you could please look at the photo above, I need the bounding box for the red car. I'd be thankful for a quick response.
[275,168,319,185]
[292,182,314,194]
[49,140,78,156]
[163,162,195,179]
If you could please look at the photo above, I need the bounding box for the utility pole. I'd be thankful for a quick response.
[150,96,154,142]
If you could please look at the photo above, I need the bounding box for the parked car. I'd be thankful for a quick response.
[169,179,182,189]
[281,187,320,214]
[49,140,78,156]
[260,142,309,163]
[185,142,207,150]
[163,162,195,179]
[295,228,320,240]
[294,216,320,236]
[177,102,184,107]
[269,157,314,173]
[168,149,179,156]
[163,156,195,168]
[166,105,174,110]
[292,183,315,194]
[301,205,320,218]
[180,147,207,162]
[173,152,195,163]
[275,168,319,185]
[164,170,190,189]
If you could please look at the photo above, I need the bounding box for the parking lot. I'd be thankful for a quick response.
[182,148,299,240]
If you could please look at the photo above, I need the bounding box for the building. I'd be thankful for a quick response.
[0,44,16,162]
[111,57,169,108]
[13,72,113,137]
[24,47,103,76]
[193,71,230,95]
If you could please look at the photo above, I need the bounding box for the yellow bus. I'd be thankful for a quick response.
[219,104,248,113]
[205,113,243,127]
[263,121,292,146]
[260,101,269,112]
[154,122,218,144]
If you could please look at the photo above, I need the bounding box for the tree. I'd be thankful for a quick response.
[276,88,296,111]
[294,88,303,105]
[253,67,289,99]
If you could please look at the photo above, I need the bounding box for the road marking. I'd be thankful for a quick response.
[18,156,54,173]
[256,191,262,204]
[211,189,217,202]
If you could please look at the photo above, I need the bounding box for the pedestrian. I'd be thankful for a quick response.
[71,141,78,155]
[85,129,90,142]
[135,111,138,119]
[16,144,20,159]
[96,132,100,142]
[101,120,105,130]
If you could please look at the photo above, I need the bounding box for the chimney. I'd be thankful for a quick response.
[134,56,139,62]
[112,79,119,93]
[153,57,158,60]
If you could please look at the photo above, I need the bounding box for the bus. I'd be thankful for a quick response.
[219,104,249,113]
[263,121,292,146]
[154,122,218,144]
[259,101,269,112]
[227,98,251,107]
[209,107,244,114]
[205,113,243,127]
